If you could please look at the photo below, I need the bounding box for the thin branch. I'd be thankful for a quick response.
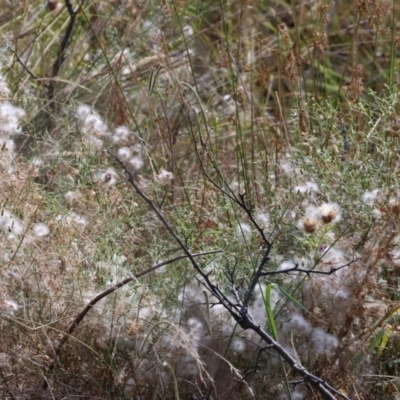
[261,259,359,276]
[242,243,272,310]
[48,0,81,102]
[9,49,40,81]
[112,153,350,400]
[237,192,270,244]
[114,156,204,270]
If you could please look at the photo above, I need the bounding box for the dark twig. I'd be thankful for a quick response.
[9,49,40,81]
[239,345,273,382]
[237,193,269,243]
[242,243,272,310]
[42,249,220,390]
[181,110,353,398]
[112,153,350,400]
[260,259,359,277]
[290,379,306,386]
[48,0,81,102]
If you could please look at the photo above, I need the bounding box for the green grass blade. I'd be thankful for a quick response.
[148,64,163,96]
[264,283,278,341]
[271,282,306,311]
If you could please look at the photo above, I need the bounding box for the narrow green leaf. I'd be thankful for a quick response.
[148,64,163,96]
[271,283,306,311]
[264,284,278,340]
[163,362,180,400]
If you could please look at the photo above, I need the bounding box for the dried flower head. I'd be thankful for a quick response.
[319,203,341,224]
[299,216,318,233]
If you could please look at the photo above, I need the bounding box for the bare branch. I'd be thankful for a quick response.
[261,259,359,277]
[111,153,350,400]
[48,0,82,102]
[9,49,40,81]
[242,243,272,310]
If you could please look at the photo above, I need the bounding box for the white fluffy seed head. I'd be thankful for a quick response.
[33,223,50,237]
[292,390,305,400]
[236,222,252,241]
[311,328,338,354]
[0,102,25,137]
[2,299,19,315]
[56,212,87,228]
[129,156,144,171]
[113,126,132,143]
[156,169,174,185]
[75,104,92,122]
[96,168,118,186]
[64,191,80,205]
[0,74,10,100]
[362,189,380,206]
[288,314,312,334]
[255,211,270,229]
[117,147,132,161]
[278,260,296,272]
[231,338,246,353]
[75,105,109,137]
[87,135,103,149]
[294,181,319,194]
[0,210,24,238]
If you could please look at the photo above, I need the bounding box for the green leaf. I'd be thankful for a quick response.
[148,64,163,96]
[264,284,278,340]
[368,328,386,354]
[376,328,392,355]
[271,283,306,311]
